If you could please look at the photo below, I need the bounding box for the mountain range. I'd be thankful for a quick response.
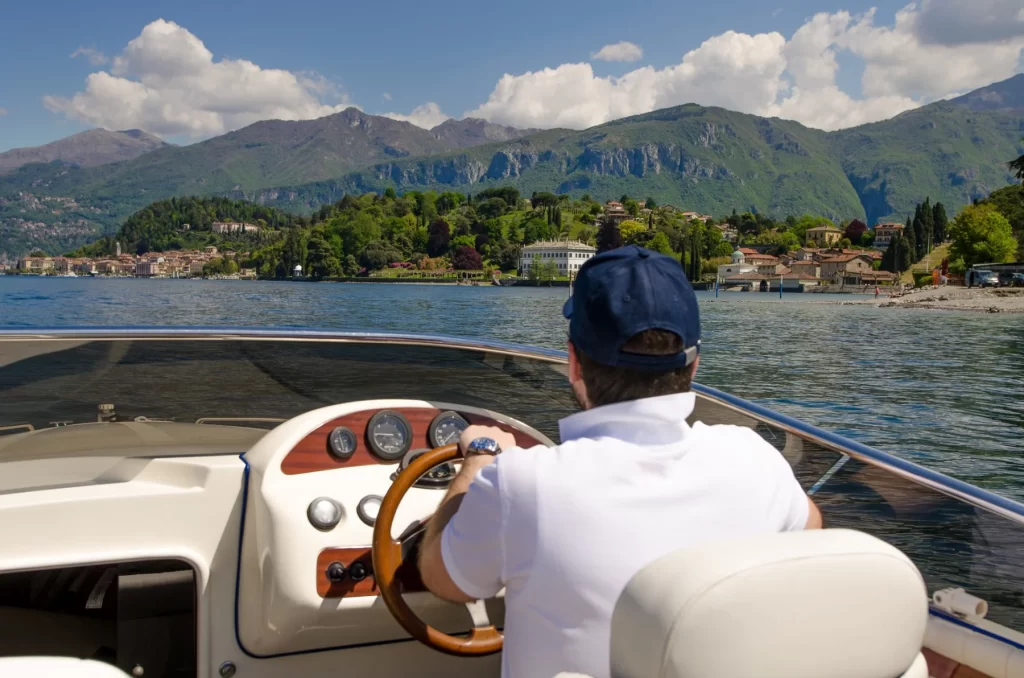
[0,129,167,174]
[2,75,1023,257]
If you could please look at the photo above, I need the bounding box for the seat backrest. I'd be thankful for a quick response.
[610,529,928,678]
[0,657,132,678]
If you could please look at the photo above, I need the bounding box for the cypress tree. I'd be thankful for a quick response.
[899,235,914,272]
[882,237,896,272]
[596,219,622,253]
[904,215,917,264]
[911,205,923,259]
[921,198,934,254]
[933,202,949,243]
[690,230,701,280]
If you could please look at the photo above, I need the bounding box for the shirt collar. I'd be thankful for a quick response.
[559,392,695,445]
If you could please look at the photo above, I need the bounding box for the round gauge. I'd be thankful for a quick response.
[400,448,457,489]
[429,411,470,448]
[327,426,358,459]
[356,495,382,526]
[366,410,413,461]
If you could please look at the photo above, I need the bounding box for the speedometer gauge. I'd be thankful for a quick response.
[327,426,357,459]
[428,411,469,448]
[366,410,412,461]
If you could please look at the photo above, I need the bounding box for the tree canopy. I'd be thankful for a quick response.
[948,204,1018,267]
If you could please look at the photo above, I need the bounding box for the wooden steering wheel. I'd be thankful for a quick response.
[371,443,503,657]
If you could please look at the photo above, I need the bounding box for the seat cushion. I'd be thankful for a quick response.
[610,529,928,678]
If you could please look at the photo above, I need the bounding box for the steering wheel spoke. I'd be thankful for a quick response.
[372,444,503,657]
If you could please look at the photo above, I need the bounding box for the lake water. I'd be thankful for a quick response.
[2,276,1023,500]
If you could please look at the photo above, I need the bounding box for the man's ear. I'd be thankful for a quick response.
[567,341,589,409]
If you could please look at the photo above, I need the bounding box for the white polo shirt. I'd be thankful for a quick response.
[440,391,809,678]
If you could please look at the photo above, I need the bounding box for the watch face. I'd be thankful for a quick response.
[469,437,498,454]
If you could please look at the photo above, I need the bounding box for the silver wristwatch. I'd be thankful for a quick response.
[465,437,501,456]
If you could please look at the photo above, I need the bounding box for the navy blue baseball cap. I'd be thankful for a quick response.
[562,245,700,369]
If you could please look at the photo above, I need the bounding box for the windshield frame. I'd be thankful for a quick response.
[1,326,1022,524]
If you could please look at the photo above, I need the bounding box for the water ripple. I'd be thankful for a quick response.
[2,277,1022,499]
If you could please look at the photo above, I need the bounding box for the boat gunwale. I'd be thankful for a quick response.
[1,326,1022,523]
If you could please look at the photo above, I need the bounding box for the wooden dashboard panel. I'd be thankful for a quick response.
[316,547,425,599]
[281,407,544,475]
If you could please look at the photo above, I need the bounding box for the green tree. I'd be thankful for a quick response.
[342,255,360,276]
[645,197,657,209]
[384,187,397,200]
[493,243,521,272]
[921,197,934,252]
[948,204,1019,267]
[978,184,1024,258]
[306,237,339,280]
[527,254,542,281]
[1008,141,1024,182]
[903,216,916,263]
[337,212,381,258]
[282,227,307,277]
[360,241,402,271]
[899,235,914,272]
[619,220,647,245]
[932,202,949,243]
[648,232,674,255]
[596,220,622,252]
[531,191,559,209]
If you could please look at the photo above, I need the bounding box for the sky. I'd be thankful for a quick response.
[1,0,1023,152]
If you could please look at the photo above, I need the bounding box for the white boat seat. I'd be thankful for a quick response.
[0,656,131,677]
[606,529,929,678]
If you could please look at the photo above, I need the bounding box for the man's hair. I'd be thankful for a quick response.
[574,329,696,408]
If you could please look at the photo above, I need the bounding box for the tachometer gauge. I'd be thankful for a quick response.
[327,426,357,459]
[367,410,412,461]
[400,448,457,489]
[428,411,470,448]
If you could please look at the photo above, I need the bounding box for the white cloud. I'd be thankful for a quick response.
[592,41,643,62]
[46,19,350,138]
[841,6,1024,101]
[772,8,784,18]
[71,46,109,66]
[382,92,392,101]
[381,102,451,129]
[467,3,1024,131]
[469,31,789,129]
[0,107,7,116]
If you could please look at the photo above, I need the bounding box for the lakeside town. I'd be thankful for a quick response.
[2,206,904,291]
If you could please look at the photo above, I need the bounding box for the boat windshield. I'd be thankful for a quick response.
[0,334,575,439]
[2,332,1023,637]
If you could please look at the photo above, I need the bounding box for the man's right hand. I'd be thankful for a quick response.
[458,425,517,457]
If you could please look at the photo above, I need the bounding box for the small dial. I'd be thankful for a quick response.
[367,410,412,461]
[327,426,357,459]
[401,448,457,488]
[429,411,470,448]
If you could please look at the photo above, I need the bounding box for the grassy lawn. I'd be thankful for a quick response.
[900,242,951,285]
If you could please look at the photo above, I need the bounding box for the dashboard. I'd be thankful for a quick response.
[237,399,553,656]
[281,406,547,476]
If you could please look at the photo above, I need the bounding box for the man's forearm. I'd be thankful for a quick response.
[418,455,496,598]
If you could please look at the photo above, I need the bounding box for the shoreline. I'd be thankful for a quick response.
[844,286,1024,314]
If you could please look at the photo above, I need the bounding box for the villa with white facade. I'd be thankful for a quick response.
[519,240,597,276]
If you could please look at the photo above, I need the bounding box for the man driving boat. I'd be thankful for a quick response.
[419,245,824,677]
